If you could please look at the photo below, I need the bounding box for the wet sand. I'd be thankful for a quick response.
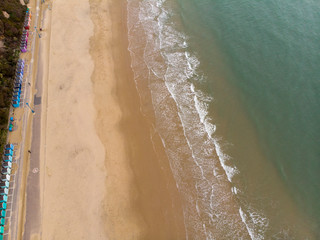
[40,0,185,239]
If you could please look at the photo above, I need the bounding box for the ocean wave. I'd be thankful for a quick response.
[127,0,267,238]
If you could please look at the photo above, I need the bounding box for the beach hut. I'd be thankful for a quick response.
[13,93,21,100]
[0,189,8,196]
[14,83,22,89]
[0,210,5,218]
[5,144,14,151]
[12,95,20,102]
[12,100,20,108]
[2,162,12,169]
[0,196,7,203]
[3,156,12,163]
[3,149,13,157]
[0,203,6,211]
[0,182,9,190]
[0,218,5,226]
[0,175,10,183]
[14,88,22,94]
[0,226,4,235]
[1,168,10,175]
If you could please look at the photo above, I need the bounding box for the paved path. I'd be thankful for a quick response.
[22,38,43,240]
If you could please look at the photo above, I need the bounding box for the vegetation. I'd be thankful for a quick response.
[0,0,26,154]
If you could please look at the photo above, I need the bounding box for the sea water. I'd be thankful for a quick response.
[126,0,320,239]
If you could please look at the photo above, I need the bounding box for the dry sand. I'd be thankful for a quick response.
[40,0,185,239]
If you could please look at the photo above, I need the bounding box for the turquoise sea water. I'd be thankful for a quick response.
[127,0,320,238]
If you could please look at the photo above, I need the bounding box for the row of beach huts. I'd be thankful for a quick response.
[21,9,31,53]
[12,59,25,109]
[0,144,16,239]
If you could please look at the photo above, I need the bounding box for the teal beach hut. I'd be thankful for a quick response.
[0,210,5,218]
[0,218,4,226]
[0,196,7,203]
[4,149,13,156]
[3,156,12,162]
[0,182,9,189]
[4,144,14,151]
[0,189,8,196]
[0,203,6,210]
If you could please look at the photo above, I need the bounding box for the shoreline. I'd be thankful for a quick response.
[89,0,186,239]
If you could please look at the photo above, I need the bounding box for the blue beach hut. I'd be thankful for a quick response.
[14,88,21,94]
[0,218,5,226]
[13,94,21,100]
[0,225,4,234]
[3,149,13,157]
[5,144,14,151]
[0,203,6,210]
[3,156,12,162]
[0,189,8,196]
[13,95,20,102]
[12,100,20,108]
[2,162,12,169]
[14,83,22,89]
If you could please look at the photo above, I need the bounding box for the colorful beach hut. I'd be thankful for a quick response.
[3,149,13,157]
[0,203,6,210]
[0,218,5,226]
[0,196,7,203]
[0,182,9,190]
[0,175,9,182]
[1,168,11,175]
[5,144,14,151]
[0,189,8,196]
[3,156,12,163]
[0,210,5,218]
[2,162,12,169]
[12,100,20,108]
[0,175,10,183]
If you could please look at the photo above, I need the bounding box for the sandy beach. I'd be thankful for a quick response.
[39,0,186,239]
